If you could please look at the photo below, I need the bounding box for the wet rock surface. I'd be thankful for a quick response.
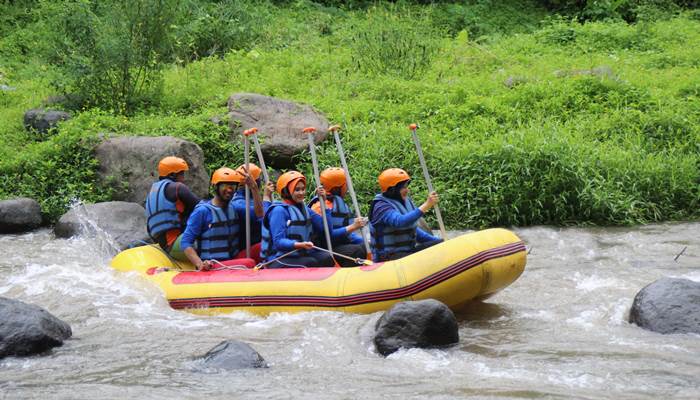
[0,297,72,359]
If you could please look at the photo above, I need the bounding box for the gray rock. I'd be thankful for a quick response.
[374,299,459,357]
[95,136,209,205]
[195,340,268,371]
[0,297,72,359]
[23,108,71,134]
[1,84,16,91]
[0,197,43,234]
[227,93,329,168]
[54,201,150,251]
[629,277,700,334]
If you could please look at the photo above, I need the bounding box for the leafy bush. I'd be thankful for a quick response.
[348,7,443,79]
[40,0,178,114]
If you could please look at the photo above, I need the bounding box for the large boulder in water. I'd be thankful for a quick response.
[374,299,459,357]
[95,136,209,205]
[227,93,329,168]
[195,340,268,371]
[0,297,72,359]
[0,197,43,234]
[629,277,700,334]
[54,201,150,251]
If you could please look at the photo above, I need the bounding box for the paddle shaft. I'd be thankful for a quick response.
[410,127,447,239]
[243,135,251,258]
[251,134,270,184]
[332,129,371,256]
[305,131,335,257]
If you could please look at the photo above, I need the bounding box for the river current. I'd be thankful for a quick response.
[1,222,698,400]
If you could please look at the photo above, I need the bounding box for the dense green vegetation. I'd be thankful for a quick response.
[1,0,698,228]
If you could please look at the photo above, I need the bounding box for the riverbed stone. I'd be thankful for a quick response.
[0,197,43,234]
[95,136,209,205]
[195,340,268,370]
[54,201,150,251]
[227,93,329,168]
[0,297,72,359]
[374,299,459,357]
[629,277,700,335]
[23,108,71,135]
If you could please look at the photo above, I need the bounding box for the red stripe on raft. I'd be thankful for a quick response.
[168,241,526,310]
[172,265,338,284]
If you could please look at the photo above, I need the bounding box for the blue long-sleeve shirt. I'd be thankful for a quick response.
[370,197,439,243]
[267,203,349,252]
[181,200,239,251]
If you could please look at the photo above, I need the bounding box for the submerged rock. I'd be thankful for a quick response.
[629,277,700,335]
[0,297,72,359]
[0,197,43,234]
[227,93,329,168]
[195,340,268,371]
[54,201,150,251]
[374,299,459,357]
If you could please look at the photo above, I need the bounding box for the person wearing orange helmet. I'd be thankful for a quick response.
[229,163,275,261]
[368,168,442,262]
[260,170,365,268]
[145,156,202,260]
[181,167,253,270]
[308,167,368,267]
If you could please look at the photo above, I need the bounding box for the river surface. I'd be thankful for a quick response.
[1,222,699,400]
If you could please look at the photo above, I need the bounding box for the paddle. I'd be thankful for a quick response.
[409,123,447,239]
[329,124,371,259]
[246,127,273,199]
[242,128,253,258]
[303,126,337,266]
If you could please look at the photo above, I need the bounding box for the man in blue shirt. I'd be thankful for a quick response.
[369,168,442,262]
[181,167,253,270]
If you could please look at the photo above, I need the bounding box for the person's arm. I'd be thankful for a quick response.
[181,208,211,270]
[380,207,424,228]
[416,227,440,243]
[268,207,311,251]
[173,183,201,217]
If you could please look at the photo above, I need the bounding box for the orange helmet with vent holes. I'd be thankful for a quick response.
[158,156,188,177]
[320,167,347,196]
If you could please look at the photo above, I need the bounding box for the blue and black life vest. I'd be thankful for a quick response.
[145,179,181,239]
[369,194,418,259]
[308,195,354,245]
[261,202,312,260]
[196,202,239,261]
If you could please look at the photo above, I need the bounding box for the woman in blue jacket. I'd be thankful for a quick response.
[369,168,442,262]
[261,171,365,268]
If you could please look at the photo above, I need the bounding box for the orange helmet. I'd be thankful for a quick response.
[276,171,306,195]
[378,168,411,192]
[320,167,347,195]
[236,163,262,181]
[158,156,189,177]
[210,167,240,185]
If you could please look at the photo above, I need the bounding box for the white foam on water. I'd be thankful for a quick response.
[573,272,621,292]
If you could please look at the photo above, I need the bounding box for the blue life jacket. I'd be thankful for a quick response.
[370,194,418,260]
[145,179,181,239]
[308,195,354,245]
[261,202,312,260]
[196,202,239,261]
[231,190,263,249]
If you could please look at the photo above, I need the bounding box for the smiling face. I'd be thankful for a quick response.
[291,180,306,204]
[400,185,409,200]
[216,182,235,202]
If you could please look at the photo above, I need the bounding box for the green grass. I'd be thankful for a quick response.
[0,1,698,226]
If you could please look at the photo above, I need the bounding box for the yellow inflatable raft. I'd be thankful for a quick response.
[110,228,526,315]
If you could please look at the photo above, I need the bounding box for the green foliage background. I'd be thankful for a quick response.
[0,0,698,228]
